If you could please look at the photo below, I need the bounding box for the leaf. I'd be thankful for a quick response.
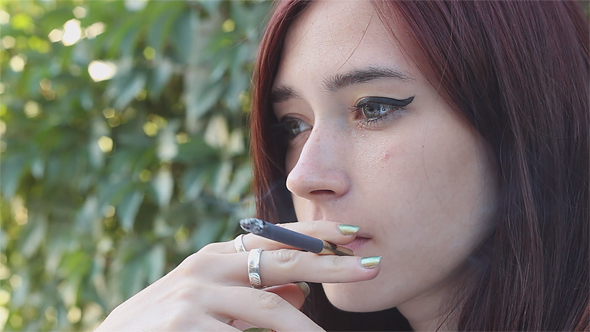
[144,244,165,283]
[88,140,105,169]
[60,251,92,280]
[174,137,217,165]
[150,57,174,98]
[113,72,147,110]
[198,0,222,16]
[171,10,200,65]
[227,128,245,156]
[96,178,130,207]
[157,121,180,162]
[11,272,31,307]
[30,157,45,179]
[81,88,94,111]
[213,161,232,198]
[147,4,183,55]
[225,162,251,202]
[184,72,225,132]
[45,229,67,275]
[0,155,26,199]
[120,25,141,58]
[182,167,208,201]
[117,190,144,231]
[191,219,223,250]
[104,57,133,102]
[20,214,48,258]
[151,167,173,208]
[88,117,110,169]
[76,195,99,234]
[225,70,249,112]
[103,15,140,58]
[208,60,228,82]
[57,272,81,308]
[204,115,229,149]
[119,257,145,300]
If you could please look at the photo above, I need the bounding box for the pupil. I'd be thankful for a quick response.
[363,103,382,118]
[287,121,300,136]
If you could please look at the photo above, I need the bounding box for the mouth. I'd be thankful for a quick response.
[340,236,370,252]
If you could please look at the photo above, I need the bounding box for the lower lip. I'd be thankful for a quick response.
[341,237,370,252]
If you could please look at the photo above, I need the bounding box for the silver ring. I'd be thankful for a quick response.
[248,248,263,289]
[234,234,247,253]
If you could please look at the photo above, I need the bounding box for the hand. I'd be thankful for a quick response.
[94,221,380,331]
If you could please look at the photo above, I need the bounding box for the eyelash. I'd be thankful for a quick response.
[275,96,414,140]
[274,117,311,142]
[350,96,414,127]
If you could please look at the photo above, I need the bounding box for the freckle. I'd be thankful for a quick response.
[382,152,390,162]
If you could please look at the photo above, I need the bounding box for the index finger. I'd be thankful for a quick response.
[209,220,360,254]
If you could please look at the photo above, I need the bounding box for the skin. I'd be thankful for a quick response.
[95,222,378,331]
[95,1,497,331]
[272,0,498,330]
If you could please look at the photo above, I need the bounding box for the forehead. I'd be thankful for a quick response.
[275,0,416,84]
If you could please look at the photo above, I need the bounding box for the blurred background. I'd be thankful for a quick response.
[0,0,271,330]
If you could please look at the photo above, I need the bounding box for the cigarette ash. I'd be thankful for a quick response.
[239,218,266,234]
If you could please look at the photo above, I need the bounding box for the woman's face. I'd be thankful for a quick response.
[272,0,498,326]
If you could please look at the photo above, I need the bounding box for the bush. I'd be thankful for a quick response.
[0,1,270,330]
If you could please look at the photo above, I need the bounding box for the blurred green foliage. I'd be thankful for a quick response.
[0,0,270,330]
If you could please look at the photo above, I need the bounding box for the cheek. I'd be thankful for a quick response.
[300,104,498,312]
[354,122,495,289]
[361,112,497,228]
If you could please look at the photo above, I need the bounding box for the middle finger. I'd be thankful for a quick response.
[202,249,381,287]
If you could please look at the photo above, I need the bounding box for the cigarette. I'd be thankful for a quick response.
[239,218,354,256]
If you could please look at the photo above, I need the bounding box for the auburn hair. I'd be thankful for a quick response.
[250,1,589,330]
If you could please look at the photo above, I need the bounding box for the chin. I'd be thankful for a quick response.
[322,282,394,313]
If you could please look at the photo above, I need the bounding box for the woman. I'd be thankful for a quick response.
[96,0,589,331]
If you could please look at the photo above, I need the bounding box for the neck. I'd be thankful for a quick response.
[396,276,465,331]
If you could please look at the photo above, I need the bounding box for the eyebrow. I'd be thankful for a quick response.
[270,85,300,104]
[270,67,413,103]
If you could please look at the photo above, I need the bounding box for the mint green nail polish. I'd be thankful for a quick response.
[295,281,311,298]
[338,224,360,235]
[360,256,382,269]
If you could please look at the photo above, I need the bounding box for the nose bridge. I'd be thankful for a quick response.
[300,122,338,162]
[286,122,350,199]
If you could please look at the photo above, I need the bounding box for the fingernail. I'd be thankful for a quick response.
[295,281,311,298]
[338,224,360,235]
[243,328,276,332]
[360,256,382,269]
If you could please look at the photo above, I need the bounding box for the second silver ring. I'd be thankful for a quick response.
[234,234,247,253]
[248,248,263,289]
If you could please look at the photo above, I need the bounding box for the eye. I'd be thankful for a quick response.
[360,102,394,119]
[275,116,312,140]
[352,96,414,124]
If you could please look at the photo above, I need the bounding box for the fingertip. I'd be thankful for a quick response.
[264,283,307,310]
[360,256,382,269]
[337,224,360,236]
[359,256,382,280]
[295,281,311,298]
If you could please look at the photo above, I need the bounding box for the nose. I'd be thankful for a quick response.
[285,125,351,200]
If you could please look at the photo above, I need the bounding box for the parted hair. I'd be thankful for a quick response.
[250,1,589,330]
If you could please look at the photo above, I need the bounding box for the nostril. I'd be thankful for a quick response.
[310,189,335,195]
